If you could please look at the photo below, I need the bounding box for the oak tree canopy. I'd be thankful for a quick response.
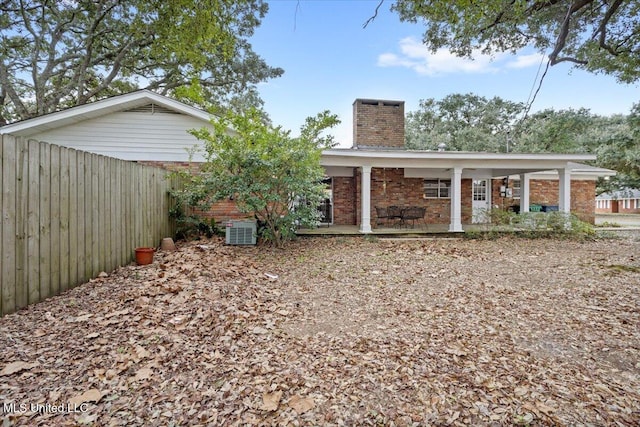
[389,0,640,83]
[0,0,283,125]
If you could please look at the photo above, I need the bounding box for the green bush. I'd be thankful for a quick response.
[470,208,596,240]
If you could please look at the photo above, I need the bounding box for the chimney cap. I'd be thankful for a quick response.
[354,98,404,107]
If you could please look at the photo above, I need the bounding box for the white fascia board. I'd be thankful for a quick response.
[322,149,595,162]
[323,166,354,177]
[321,149,595,170]
[0,90,216,136]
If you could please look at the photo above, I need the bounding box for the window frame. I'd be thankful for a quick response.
[423,179,451,199]
[511,179,521,199]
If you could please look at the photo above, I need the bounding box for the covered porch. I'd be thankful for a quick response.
[319,149,604,233]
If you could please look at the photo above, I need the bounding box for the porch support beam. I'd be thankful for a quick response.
[449,167,463,232]
[360,165,372,233]
[519,173,530,213]
[558,167,571,213]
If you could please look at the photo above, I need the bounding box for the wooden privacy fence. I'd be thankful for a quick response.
[0,135,179,316]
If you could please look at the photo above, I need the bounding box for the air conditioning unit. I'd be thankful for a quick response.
[225,220,257,245]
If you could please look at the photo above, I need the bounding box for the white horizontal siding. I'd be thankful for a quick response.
[31,111,212,161]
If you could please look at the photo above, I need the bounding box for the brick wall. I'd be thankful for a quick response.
[138,160,249,221]
[353,99,405,148]
[492,178,596,223]
[335,167,474,226]
[333,169,596,226]
[333,176,357,225]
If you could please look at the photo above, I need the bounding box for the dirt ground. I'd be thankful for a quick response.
[1,233,639,426]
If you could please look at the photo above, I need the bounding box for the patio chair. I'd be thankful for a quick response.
[375,206,389,226]
[402,206,427,229]
[386,205,404,228]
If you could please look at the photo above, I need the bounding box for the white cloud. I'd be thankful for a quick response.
[506,53,546,69]
[378,37,542,76]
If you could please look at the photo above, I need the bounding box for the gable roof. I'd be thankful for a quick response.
[0,90,214,136]
[597,188,640,200]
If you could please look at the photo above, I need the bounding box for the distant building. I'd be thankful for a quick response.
[596,188,640,214]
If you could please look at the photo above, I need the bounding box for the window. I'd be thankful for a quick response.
[423,179,451,198]
[473,180,487,201]
[512,179,521,199]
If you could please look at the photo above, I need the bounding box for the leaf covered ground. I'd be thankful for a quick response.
[1,234,639,426]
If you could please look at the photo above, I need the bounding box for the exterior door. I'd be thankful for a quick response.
[319,177,333,224]
[472,179,491,223]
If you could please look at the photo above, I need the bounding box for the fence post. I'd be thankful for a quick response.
[2,136,17,315]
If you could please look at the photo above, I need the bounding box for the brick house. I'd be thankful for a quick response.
[1,92,614,230]
[596,189,640,214]
[320,99,614,231]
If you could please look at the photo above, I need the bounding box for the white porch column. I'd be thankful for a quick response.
[360,165,372,233]
[558,167,571,213]
[519,173,530,213]
[449,167,463,232]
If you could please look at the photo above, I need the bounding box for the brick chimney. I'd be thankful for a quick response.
[352,99,405,149]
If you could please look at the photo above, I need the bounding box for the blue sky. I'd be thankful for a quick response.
[250,0,639,147]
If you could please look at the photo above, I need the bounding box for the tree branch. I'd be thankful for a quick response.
[596,0,625,56]
[363,0,384,29]
[548,0,592,66]
[0,62,29,119]
[76,1,118,101]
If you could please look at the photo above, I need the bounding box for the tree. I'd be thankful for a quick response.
[0,0,283,125]
[405,93,640,192]
[175,109,340,247]
[593,102,640,191]
[390,0,640,83]
[405,93,524,151]
[514,107,598,153]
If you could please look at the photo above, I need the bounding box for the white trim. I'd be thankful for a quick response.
[520,173,530,213]
[360,166,372,233]
[323,149,594,162]
[0,90,216,136]
[320,150,610,178]
[323,166,354,177]
[558,168,571,213]
[449,167,463,232]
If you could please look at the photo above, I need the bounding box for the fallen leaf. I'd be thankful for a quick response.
[288,395,315,413]
[514,386,529,397]
[69,313,93,323]
[68,389,102,406]
[536,402,556,415]
[134,367,153,381]
[105,309,129,319]
[260,390,282,412]
[445,347,467,357]
[0,361,39,376]
[135,346,151,359]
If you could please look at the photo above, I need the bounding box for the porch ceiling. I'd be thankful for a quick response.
[403,167,550,179]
